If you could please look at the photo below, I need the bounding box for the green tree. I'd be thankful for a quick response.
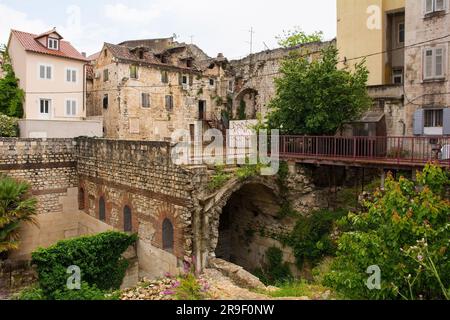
[0,45,24,118]
[324,164,450,300]
[0,175,38,255]
[277,27,324,48]
[266,46,371,135]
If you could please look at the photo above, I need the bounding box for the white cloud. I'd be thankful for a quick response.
[104,3,161,25]
[0,3,49,44]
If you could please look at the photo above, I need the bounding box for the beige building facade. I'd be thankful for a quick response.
[7,29,102,138]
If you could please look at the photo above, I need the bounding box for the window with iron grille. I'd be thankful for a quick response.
[123,206,132,232]
[162,219,174,253]
[165,95,174,112]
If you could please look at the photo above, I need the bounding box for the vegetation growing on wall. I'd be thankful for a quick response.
[324,164,450,300]
[254,247,293,286]
[31,231,137,299]
[276,27,324,48]
[0,46,24,118]
[0,114,19,137]
[0,175,37,257]
[238,100,247,120]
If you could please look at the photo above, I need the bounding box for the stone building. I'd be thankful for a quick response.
[88,37,231,141]
[404,0,450,136]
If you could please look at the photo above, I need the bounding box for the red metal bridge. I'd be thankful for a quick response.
[279,136,450,168]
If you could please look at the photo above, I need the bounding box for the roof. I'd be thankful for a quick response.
[87,51,100,61]
[104,42,201,72]
[34,28,63,40]
[10,29,88,62]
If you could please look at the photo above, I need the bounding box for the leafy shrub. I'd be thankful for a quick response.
[0,47,24,118]
[31,231,137,298]
[254,247,292,286]
[281,209,345,268]
[174,273,209,300]
[52,282,120,300]
[207,166,232,191]
[0,114,19,137]
[324,164,450,300]
[15,285,46,300]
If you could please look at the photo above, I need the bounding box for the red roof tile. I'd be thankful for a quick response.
[11,29,88,62]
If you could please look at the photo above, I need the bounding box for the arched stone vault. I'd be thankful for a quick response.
[194,175,281,270]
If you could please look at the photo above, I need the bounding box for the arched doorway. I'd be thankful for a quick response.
[162,218,174,253]
[99,197,106,222]
[214,183,281,272]
[123,206,132,232]
[234,88,259,120]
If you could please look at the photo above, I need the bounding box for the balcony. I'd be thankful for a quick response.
[279,136,450,168]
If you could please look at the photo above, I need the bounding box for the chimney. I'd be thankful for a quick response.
[82,52,86,58]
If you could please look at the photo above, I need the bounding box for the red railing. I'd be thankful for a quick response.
[279,136,450,167]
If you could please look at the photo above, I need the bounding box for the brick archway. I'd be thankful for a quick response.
[153,203,184,258]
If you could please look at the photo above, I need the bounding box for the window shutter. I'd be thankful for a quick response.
[414,109,425,135]
[443,108,450,135]
[66,101,71,115]
[435,48,444,77]
[424,49,433,79]
[40,66,45,78]
[72,70,77,82]
[66,69,71,82]
[425,0,434,13]
[436,0,445,10]
[72,101,76,115]
[178,73,183,85]
[46,66,52,79]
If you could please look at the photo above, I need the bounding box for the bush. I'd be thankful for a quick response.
[31,231,137,299]
[15,285,46,300]
[174,273,209,300]
[207,166,232,191]
[254,247,293,286]
[281,209,345,268]
[0,114,19,137]
[324,164,450,300]
[52,282,120,300]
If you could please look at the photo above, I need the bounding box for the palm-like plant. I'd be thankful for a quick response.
[0,175,38,255]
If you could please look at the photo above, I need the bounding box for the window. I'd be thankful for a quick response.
[398,22,405,44]
[182,75,188,85]
[39,65,52,79]
[47,38,59,50]
[123,206,132,232]
[65,99,77,116]
[78,188,85,210]
[142,93,150,108]
[424,47,446,80]
[162,219,174,253]
[138,51,144,60]
[103,94,109,109]
[186,59,193,68]
[99,197,106,222]
[228,80,234,93]
[130,65,138,79]
[165,95,174,112]
[209,79,215,86]
[393,68,403,84]
[39,99,50,115]
[103,69,109,82]
[161,71,169,83]
[425,0,446,14]
[425,109,443,127]
[66,68,77,83]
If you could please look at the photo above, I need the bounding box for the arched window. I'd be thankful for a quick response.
[78,188,85,210]
[162,218,174,253]
[99,197,106,222]
[124,206,132,232]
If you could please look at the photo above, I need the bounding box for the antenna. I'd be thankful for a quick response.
[263,42,270,50]
[189,35,194,44]
[249,27,255,55]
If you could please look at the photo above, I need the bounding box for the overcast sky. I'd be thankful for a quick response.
[0,0,337,59]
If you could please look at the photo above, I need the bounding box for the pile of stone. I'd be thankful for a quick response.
[121,278,179,300]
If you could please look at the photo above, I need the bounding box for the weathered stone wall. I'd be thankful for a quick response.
[229,40,335,119]
[0,138,78,214]
[75,138,208,278]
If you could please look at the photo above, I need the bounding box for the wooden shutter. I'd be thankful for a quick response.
[46,66,52,79]
[40,65,45,78]
[66,100,71,115]
[425,0,434,13]
[414,109,424,135]
[443,108,450,135]
[435,0,445,11]
[424,49,433,79]
[66,69,71,82]
[435,47,444,77]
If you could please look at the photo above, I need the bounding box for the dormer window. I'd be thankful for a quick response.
[48,38,59,50]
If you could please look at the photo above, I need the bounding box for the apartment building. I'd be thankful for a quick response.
[89,38,231,141]
[7,28,102,138]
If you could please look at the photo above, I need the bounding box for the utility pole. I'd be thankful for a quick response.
[249,27,255,55]
[189,35,194,44]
